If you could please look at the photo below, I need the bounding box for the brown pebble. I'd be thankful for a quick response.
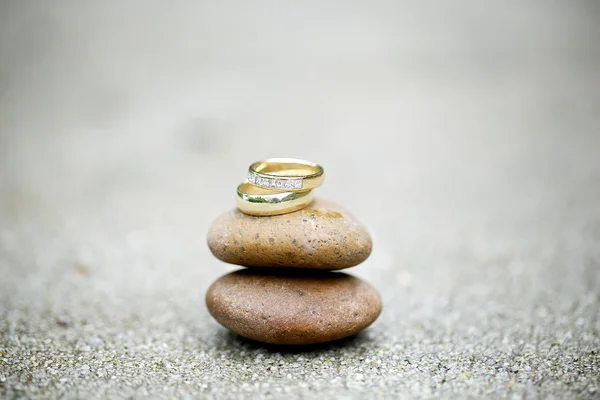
[207,199,372,270]
[206,269,382,345]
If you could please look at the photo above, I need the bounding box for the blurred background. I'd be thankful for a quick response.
[1,1,599,398]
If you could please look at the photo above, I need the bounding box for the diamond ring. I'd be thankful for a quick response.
[247,158,325,192]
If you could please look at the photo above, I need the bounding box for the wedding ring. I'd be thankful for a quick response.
[236,182,313,216]
[248,158,324,192]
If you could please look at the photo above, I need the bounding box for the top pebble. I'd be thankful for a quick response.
[207,199,372,270]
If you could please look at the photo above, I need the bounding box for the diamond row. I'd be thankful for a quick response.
[248,173,303,190]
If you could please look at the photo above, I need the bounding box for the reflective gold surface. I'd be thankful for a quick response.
[248,158,325,192]
[235,182,313,216]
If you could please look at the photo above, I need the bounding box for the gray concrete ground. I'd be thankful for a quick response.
[1,1,599,398]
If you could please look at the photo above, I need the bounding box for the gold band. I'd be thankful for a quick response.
[248,158,325,192]
[236,182,313,216]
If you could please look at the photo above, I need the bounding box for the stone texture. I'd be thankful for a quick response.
[2,1,600,398]
[207,199,372,270]
[205,269,382,345]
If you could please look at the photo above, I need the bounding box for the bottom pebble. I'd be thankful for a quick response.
[206,269,382,345]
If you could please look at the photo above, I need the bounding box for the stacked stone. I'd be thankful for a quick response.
[206,199,382,345]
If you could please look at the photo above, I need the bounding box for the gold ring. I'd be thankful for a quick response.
[236,182,313,216]
[247,158,324,192]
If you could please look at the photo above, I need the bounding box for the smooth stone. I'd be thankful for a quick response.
[206,269,382,345]
[207,199,372,270]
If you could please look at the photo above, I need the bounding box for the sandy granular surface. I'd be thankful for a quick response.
[1,1,599,398]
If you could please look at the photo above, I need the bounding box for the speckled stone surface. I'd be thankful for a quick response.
[206,270,382,345]
[1,1,600,399]
[207,199,372,270]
